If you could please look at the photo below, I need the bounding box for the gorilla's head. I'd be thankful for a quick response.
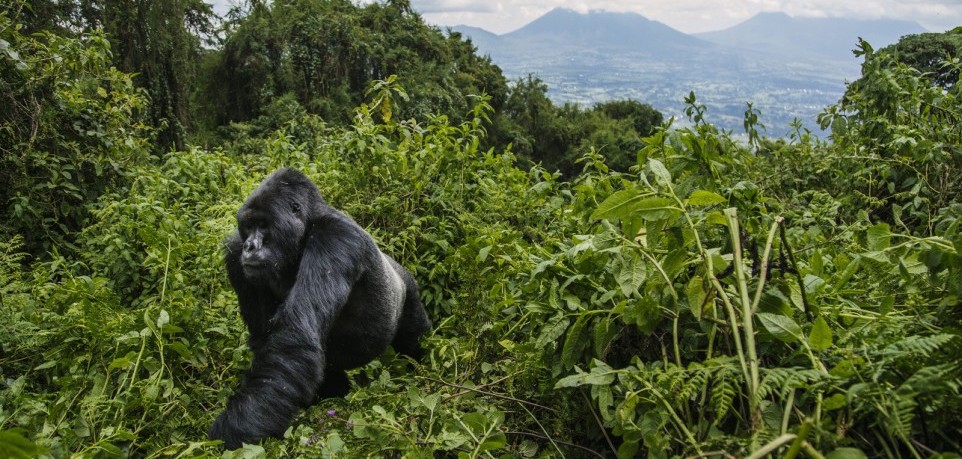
[235,168,324,285]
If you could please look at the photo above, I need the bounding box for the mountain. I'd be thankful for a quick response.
[448,8,927,133]
[448,25,500,52]
[696,12,927,60]
[501,8,706,52]
[455,8,710,59]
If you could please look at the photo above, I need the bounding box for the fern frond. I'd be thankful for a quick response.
[881,334,955,358]
[710,365,740,424]
[758,367,827,400]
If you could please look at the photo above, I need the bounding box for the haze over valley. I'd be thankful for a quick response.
[452,8,926,134]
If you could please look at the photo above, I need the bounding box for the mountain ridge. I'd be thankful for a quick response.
[499,8,707,51]
[696,11,927,60]
[449,8,928,132]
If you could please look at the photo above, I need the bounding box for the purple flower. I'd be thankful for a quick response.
[327,409,336,417]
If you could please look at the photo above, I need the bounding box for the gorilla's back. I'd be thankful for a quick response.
[324,249,406,370]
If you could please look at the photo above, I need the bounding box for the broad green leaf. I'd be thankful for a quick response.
[823,393,847,411]
[460,413,486,432]
[563,293,581,311]
[826,448,868,459]
[536,316,569,348]
[477,246,491,262]
[625,297,663,333]
[803,274,826,294]
[833,256,861,292]
[108,357,134,371]
[662,248,688,279]
[616,253,646,296]
[899,253,928,276]
[554,361,616,388]
[591,189,648,221]
[686,275,707,320]
[156,309,170,329]
[757,312,803,343]
[324,432,346,455]
[809,316,833,351]
[635,197,679,222]
[33,361,56,371]
[760,290,793,315]
[648,158,672,186]
[705,211,729,226]
[788,282,805,312]
[583,360,616,385]
[561,315,589,369]
[0,429,47,459]
[554,373,585,389]
[861,251,890,264]
[811,249,824,276]
[617,440,640,459]
[519,440,539,458]
[867,223,891,251]
[830,359,859,378]
[167,342,192,359]
[687,190,725,206]
[479,432,507,451]
[593,318,616,356]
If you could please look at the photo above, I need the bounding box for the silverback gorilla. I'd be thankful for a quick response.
[209,168,431,449]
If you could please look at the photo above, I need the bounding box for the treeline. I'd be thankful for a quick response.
[7,0,661,175]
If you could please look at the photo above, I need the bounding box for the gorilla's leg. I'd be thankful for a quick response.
[391,277,431,359]
[314,367,350,400]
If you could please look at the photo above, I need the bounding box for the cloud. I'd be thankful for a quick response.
[415,0,961,34]
[412,0,499,14]
[211,0,961,34]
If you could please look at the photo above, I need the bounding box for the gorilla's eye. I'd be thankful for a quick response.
[291,202,301,214]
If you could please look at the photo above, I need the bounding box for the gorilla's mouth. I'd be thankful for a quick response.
[242,261,272,276]
[242,263,276,286]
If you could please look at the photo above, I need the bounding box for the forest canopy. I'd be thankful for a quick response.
[1,1,961,457]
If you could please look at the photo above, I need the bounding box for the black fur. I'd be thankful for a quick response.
[209,168,431,449]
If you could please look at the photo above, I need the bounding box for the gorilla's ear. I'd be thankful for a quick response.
[291,202,301,214]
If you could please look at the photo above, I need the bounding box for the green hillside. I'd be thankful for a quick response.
[1,1,961,458]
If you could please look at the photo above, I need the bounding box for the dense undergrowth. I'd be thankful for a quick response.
[2,7,962,459]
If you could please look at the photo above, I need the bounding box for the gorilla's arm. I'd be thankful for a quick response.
[210,220,369,449]
[224,234,276,349]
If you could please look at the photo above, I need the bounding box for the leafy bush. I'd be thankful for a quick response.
[0,9,151,253]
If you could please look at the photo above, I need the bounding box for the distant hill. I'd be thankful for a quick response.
[454,8,711,59]
[500,8,706,53]
[448,8,928,133]
[696,12,927,60]
[448,25,500,52]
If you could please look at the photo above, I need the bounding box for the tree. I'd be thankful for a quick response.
[0,8,150,252]
[201,0,508,131]
[881,27,962,88]
[8,0,214,150]
[496,75,569,171]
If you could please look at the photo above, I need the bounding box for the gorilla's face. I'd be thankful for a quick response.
[235,175,312,286]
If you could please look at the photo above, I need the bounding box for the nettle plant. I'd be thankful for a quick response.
[533,118,961,457]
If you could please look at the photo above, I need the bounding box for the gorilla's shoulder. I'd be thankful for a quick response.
[309,211,377,252]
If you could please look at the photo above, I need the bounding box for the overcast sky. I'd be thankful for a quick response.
[211,1,960,34]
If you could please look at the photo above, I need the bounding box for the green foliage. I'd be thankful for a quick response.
[202,0,506,131]
[757,38,962,235]
[0,7,151,253]
[13,0,216,150]
[0,429,46,458]
[1,16,961,459]
[880,28,962,88]
[497,75,663,177]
